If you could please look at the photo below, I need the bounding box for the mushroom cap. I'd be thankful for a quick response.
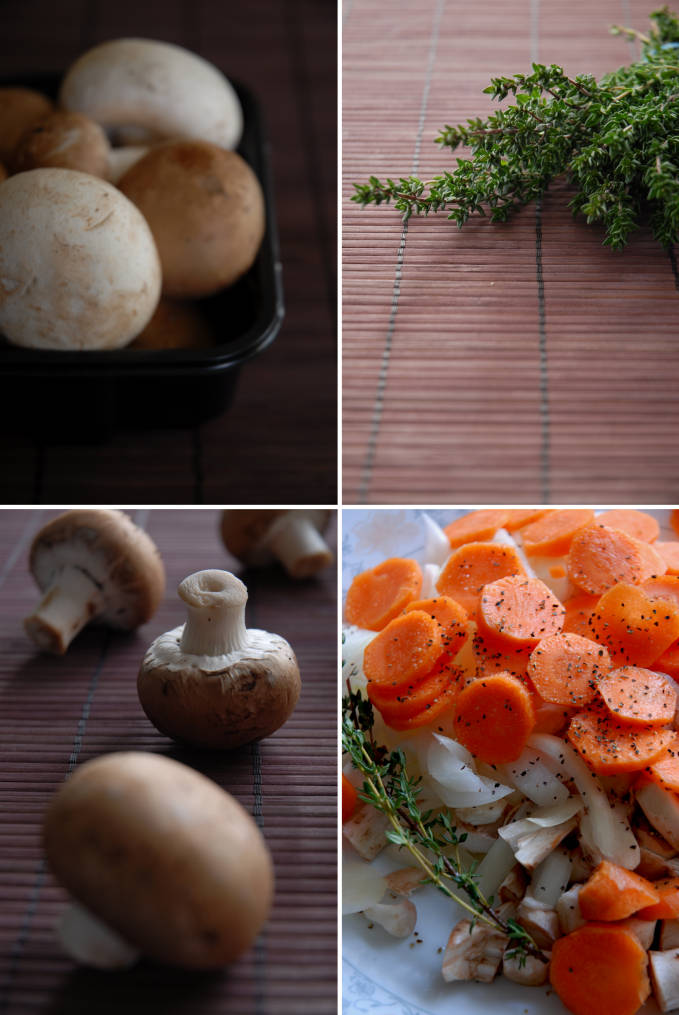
[128,297,214,350]
[138,624,301,749]
[0,162,7,183]
[118,141,265,298]
[11,111,110,177]
[60,38,243,150]
[0,168,161,350]
[43,751,273,968]
[221,509,332,565]
[0,87,53,163]
[29,509,165,629]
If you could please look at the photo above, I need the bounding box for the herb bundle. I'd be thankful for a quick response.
[352,7,679,250]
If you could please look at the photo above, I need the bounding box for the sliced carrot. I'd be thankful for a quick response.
[562,592,600,639]
[596,509,660,544]
[642,733,679,794]
[567,523,664,596]
[452,671,535,763]
[579,860,660,921]
[443,509,511,549]
[598,666,677,727]
[435,541,525,617]
[641,574,679,609]
[655,642,679,681]
[371,661,463,731]
[636,877,679,920]
[503,508,548,532]
[590,583,679,667]
[520,508,595,557]
[671,510,679,538]
[342,774,358,823]
[363,610,445,693]
[404,596,468,657]
[550,923,650,1015]
[527,632,611,707]
[472,627,532,680]
[532,700,577,736]
[567,704,675,774]
[345,557,423,631]
[655,542,679,576]
[478,574,565,648]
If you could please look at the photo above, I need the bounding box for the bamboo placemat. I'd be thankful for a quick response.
[0,509,337,1014]
[342,0,679,504]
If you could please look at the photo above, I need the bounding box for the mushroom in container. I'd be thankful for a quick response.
[137,569,301,749]
[43,751,273,968]
[24,509,165,654]
[221,509,334,579]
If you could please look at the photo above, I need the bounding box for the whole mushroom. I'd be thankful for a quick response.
[137,569,301,749]
[24,509,165,654]
[11,111,111,177]
[0,86,53,164]
[43,751,273,968]
[221,509,334,579]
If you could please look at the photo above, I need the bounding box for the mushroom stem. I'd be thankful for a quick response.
[266,512,333,579]
[178,570,248,657]
[24,565,103,654]
[58,901,140,969]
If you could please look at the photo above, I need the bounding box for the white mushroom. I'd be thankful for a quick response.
[60,38,243,150]
[24,510,165,654]
[107,144,149,183]
[137,569,300,749]
[362,899,417,938]
[623,917,657,951]
[637,782,679,851]
[649,949,679,1012]
[221,510,334,579]
[556,884,586,935]
[502,948,550,986]
[660,919,679,950]
[441,917,508,983]
[342,805,390,861]
[11,111,110,177]
[384,867,427,897]
[516,895,561,949]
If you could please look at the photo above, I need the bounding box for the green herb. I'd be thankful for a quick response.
[352,7,679,250]
[342,683,545,965]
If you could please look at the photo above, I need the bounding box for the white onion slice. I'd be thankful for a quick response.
[422,513,451,568]
[342,854,388,915]
[475,836,517,899]
[497,747,570,807]
[341,625,374,691]
[455,798,513,826]
[425,734,514,806]
[426,775,515,810]
[530,847,573,908]
[527,554,573,603]
[421,562,440,599]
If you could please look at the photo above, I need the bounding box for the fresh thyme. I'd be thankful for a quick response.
[342,683,545,964]
[352,7,679,250]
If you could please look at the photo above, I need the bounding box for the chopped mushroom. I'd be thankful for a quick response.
[637,782,679,851]
[362,899,417,938]
[637,846,679,880]
[502,948,550,986]
[221,509,334,579]
[498,866,529,905]
[649,949,679,1012]
[384,867,426,897]
[622,917,657,951]
[342,806,390,861]
[660,919,679,951]
[556,884,586,935]
[516,895,561,949]
[441,918,507,983]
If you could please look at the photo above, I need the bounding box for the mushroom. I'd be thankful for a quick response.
[0,169,161,350]
[637,781,679,851]
[362,899,417,938]
[43,751,273,968]
[60,38,243,151]
[502,949,550,986]
[128,298,214,351]
[24,509,165,654]
[137,569,301,749]
[107,144,149,184]
[442,916,508,983]
[118,141,265,298]
[649,949,679,1012]
[342,805,390,861]
[0,162,6,182]
[221,510,334,579]
[0,86,53,163]
[516,895,561,949]
[11,111,110,177]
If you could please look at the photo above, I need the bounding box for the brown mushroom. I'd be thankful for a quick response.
[0,162,7,182]
[221,509,334,579]
[128,298,215,350]
[11,111,110,177]
[24,509,165,654]
[0,86,53,164]
[137,569,301,749]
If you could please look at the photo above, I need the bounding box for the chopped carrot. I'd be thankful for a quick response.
[370,659,463,731]
[579,860,660,921]
[567,704,675,774]
[596,509,660,544]
[562,592,600,639]
[520,508,595,557]
[472,627,532,680]
[636,877,679,920]
[635,538,667,580]
[345,557,423,631]
[654,641,679,681]
[452,671,535,763]
[404,596,468,657]
[641,574,679,609]
[567,523,664,596]
[550,923,650,1015]
[655,542,679,576]
[550,564,566,579]
[527,632,611,706]
[443,509,511,548]
[342,774,358,823]
[435,541,525,617]
[671,510,679,538]
[478,574,565,648]
[363,610,445,693]
[590,583,679,668]
[503,508,548,532]
[642,733,679,794]
[598,666,677,727]
[532,700,577,736]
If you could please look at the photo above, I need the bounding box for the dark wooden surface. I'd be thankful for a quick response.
[0,509,337,1014]
[0,0,337,505]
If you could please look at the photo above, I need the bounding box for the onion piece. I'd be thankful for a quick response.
[422,512,450,568]
[421,562,440,599]
[530,847,573,908]
[341,625,374,691]
[455,798,514,826]
[499,802,581,869]
[475,836,517,899]
[342,854,387,914]
[497,747,570,807]
[492,528,537,579]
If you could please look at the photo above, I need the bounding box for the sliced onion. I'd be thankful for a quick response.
[526,554,573,603]
[342,853,387,914]
[530,847,573,908]
[497,747,570,807]
[425,734,514,804]
[341,625,375,691]
[492,528,537,579]
[455,798,514,826]
[475,836,517,899]
[422,512,451,568]
[421,562,441,599]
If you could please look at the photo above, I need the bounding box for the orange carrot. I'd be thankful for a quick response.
[527,632,611,706]
[642,733,679,793]
[443,509,511,548]
[672,510,679,538]
[641,574,679,609]
[520,508,595,557]
[363,610,445,693]
[478,574,565,647]
[532,700,577,736]
[655,542,679,576]
[579,860,660,921]
[567,523,664,596]
[550,923,650,1015]
[636,877,679,920]
[370,660,463,731]
[596,509,660,544]
[503,508,548,532]
[342,774,358,823]
[598,666,677,727]
[345,557,423,631]
[452,671,535,763]
[435,541,525,617]
[404,596,468,656]
[655,642,679,681]
[472,627,532,680]
[562,592,600,639]
[590,583,679,667]
[567,704,675,774]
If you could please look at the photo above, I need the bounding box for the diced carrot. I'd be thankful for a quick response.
[562,592,600,639]
[452,671,535,763]
[636,877,679,920]
[443,509,511,548]
[503,508,549,532]
[371,661,463,731]
[579,860,660,921]
[641,574,679,609]
[671,510,679,538]
[404,596,468,657]
[567,704,675,774]
[655,542,679,576]
[550,564,566,579]
[345,557,423,631]
[478,575,565,648]
[590,583,679,668]
[596,509,660,544]
[642,733,679,794]
[550,923,650,1015]
[471,627,532,680]
[527,632,611,706]
[342,774,358,823]
[568,523,664,596]
[363,610,445,693]
[520,508,595,557]
[598,666,677,727]
[435,541,525,617]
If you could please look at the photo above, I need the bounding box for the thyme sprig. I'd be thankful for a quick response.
[342,683,545,964]
[352,7,679,250]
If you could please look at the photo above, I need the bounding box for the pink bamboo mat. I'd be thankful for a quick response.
[0,510,337,1014]
[342,0,679,504]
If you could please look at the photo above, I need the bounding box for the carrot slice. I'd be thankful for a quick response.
[562,592,600,639]
[435,541,525,617]
[371,661,463,731]
[568,523,664,596]
[598,666,677,727]
[452,671,535,763]
[636,877,679,920]
[443,509,511,548]
[527,632,611,706]
[345,557,423,631]
[671,510,679,538]
[642,733,679,793]
[520,508,595,557]
[472,628,532,680]
[590,583,679,667]
[641,574,679,609]
[532,701,577,736]
[596,509,660,544]
[550,923,650,1015]
[655,542,679,576]
[567,704,675,774]
[404,596,468,657]
[579,860,660,921]
[503,508,548,532]
[655,642,679,681]
[478,575,565,647]
[363,610,445,695]
[342,774,358,823]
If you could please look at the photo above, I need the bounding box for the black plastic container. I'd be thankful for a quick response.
[0,73,284,439]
